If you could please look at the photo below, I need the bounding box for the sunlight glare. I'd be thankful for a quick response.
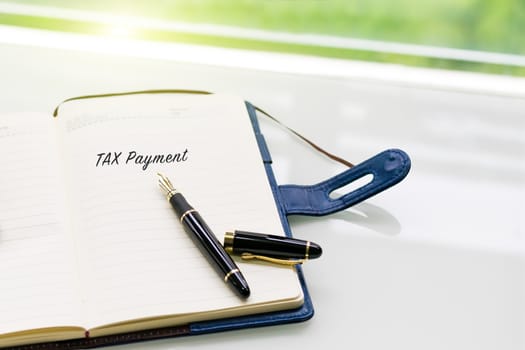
[106,20,135,38]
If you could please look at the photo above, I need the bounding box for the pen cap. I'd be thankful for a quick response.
[224,230,322,260]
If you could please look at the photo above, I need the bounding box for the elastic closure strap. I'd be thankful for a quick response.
[278,149,411,216]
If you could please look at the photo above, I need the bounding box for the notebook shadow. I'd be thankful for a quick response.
[288,202,401,236]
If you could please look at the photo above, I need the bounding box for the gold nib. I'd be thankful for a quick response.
[157,173,178,200]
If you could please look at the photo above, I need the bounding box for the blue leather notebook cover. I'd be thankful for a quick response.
[5,98,410,350]
[189,101,411,336]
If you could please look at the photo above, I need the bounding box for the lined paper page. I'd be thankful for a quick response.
[0,114,82,334]
[56,94,302,328]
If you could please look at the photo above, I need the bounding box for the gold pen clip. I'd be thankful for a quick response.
[241,253,305,266]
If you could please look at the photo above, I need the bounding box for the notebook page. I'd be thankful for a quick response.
[56,94,303,328]
[0,114,82,334]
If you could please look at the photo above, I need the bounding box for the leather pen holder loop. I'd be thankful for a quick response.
[278,149,411,216]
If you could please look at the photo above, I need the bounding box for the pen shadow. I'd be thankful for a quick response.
[288,202,402,236]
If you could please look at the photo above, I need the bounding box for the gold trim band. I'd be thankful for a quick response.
[180,209,197,223]
[223,231,235,254]
[224,269,239,282]
[305,241,311,260]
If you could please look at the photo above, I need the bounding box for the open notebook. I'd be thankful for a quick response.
[0,93,305,347]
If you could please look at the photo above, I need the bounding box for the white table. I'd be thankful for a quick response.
[1,25,524,350]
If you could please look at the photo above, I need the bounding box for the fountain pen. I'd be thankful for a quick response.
[157,173,250,298]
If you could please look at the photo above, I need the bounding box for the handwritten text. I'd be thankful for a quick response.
[96,149,189,171]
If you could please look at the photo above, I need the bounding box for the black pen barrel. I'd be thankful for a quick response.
[169,193,250,298]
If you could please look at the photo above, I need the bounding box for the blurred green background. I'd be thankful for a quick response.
[2,0,524,76]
